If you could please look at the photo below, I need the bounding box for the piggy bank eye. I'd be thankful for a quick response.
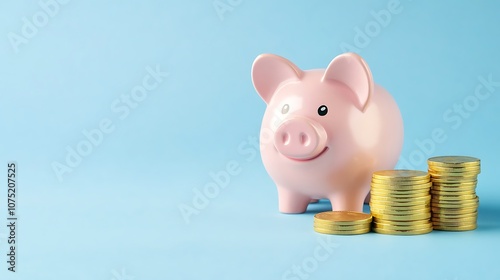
[281,104,289,114]
[318,105,328,116]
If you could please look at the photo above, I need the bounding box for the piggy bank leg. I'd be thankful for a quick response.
[364,192,371,204]
[277,186,311,214]
[329,188,369,212]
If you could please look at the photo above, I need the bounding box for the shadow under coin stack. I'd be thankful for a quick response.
[428,156,480,231]
[313,211,372,235]
[370,170,433,235]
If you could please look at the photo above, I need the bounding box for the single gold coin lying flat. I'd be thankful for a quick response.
[373,226,433,235]
[431,185,477,191]
[431,197,479,206]
[313,221,369,230]
[372,178,430,185]
[373,218,431,226]
[372,170,430,181]
[370,207,430,215]
[433,224,477,231]
[371,189,430,195]
[428,169,479,177]
[370,202,430,211]
[433,225,477,231]
[431,206,478,214]
[313,226,370,235]
[430,194,478,201]
[313,211,372,225]
[431,211,477,218]
[431,180,477,186]
[370,201,431,208]
[431,216,477,223]
[431,203,479,209]
[431,190,476,196]
[431,177,478,183]
[370,182,432,190]
[372,212,431,221]
[432,220,477,227]
[428,165,481,173]
[428,156,480,167]
[370,193,431,202]
[431,173,478,179]
[431,186,477,192]
[373,221,432,230]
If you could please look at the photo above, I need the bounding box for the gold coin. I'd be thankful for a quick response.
[431,173,478,182]
[371,178,431,187]
[430,189,476,196]
[372,170,430,181]
[372,212,431,221]
[313,226,370,235]
[370,190,430,198]
[431,201,479,209]
[313,221,370,230]
[431,196,479,204]
[370,193,431,199]
[373,226,432,235]
[430,173,478,178]
[370,187,430,194]
[370,206,430,212]
[428,165,481,173]
[432,220,477,227]
[370,195,431,206]
[431,183,477,189]
[370,190,430,200]
[431,185,477,192]
[428,156,480,167]
[314,211,372,225]
[370,202,430,209]
[431,176,478,183]
[431,200,479,206]
[313,225,371,232]
[433,224,477,231]
[373,217,430,225]
[370,196,431,202]
[370,202,430,211]
[373,221,432,230]
[370,182,432,190]
[370,201,431,208]
[431,180,477,186]
[428,169,479,177]
[431,206,478,214]
[432,185,477,191]
[430,194,478,201]
[431,211,477,218]
[370,207,430,215]
[431,216,477,223]
[370,207,431,214]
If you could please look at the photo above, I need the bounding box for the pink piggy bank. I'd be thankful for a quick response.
[251,53,404,213]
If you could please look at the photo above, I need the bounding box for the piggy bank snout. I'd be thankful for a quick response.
[274,118,328,160]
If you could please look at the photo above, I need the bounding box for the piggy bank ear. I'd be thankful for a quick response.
[252,54,303,104]
[321,53,374,111]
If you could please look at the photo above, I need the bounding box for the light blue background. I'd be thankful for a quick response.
[1,0,499,279]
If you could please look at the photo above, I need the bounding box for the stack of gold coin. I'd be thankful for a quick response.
[428,156,480,231]
[313,211,372,235]
[370,170,433,235]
